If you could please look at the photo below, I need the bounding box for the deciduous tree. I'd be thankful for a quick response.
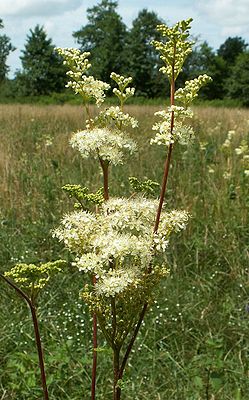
[73,0,127,83]
[124,9,165,97]
[0,19,15,82]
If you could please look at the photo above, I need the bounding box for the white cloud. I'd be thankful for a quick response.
[0,0,83,17]
[197,0,249,36]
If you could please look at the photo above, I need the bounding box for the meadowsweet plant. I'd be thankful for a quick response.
[56,47,139,399]
[0,260,66,400]
[53,19,211,400]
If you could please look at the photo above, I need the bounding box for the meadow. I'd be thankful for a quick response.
[0,103,248,399]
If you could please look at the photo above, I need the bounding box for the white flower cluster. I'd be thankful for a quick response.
[56,47,91,73]
[113,87,135,102]
[87,106,138,130]
[235,140,249,176]
[56,47,110,106]
[53,197,190,297]
[235,140,248,155]
[70,128,137,165]
[175,75,212,107]
[66,76,110,107]
[110,72,135,104]
[222,130,236,149]
[95,269,138,297]
[152,19,194,82]
[151,106,194,146]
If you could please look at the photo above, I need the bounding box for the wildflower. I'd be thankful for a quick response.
[151,106,194,146]
[223,171,231,180]
[70,128,136,165]
[95,269,139,297]
[175,75,212,107]
[90,106,138,130]
[4,260,65,293]
[235,140,248,155]
[110,72,135,104]
[56,47,110,106]
[53,196,190,296]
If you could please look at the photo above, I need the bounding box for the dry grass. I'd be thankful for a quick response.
[0,104,248,399]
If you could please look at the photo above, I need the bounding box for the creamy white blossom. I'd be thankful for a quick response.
[66,76,110,106]
[53,197,190,296]
[89,106,138,130]
[95,268,139,297]
[175,75,212,107]
[70,128,137,165]
[56,47,110,106]
[151,106,194,146]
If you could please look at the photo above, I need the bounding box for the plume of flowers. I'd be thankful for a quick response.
[56,47,110,106]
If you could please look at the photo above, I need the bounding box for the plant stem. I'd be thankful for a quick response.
[91,275,98,400]
[0,274,49,400]
[113,48,177,397]
[113,348,121,400]
[30,304,49,400]
[154,48,176,233]
[99,158,109,200]
[116,302,148,398]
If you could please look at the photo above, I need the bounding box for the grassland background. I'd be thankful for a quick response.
[0,104,248,399]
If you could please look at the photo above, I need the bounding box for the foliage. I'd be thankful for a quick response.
[0,19,15,82]
[217,36,247,65]
[16,25,66,96]
[73,0,127,83]
[226,52,249,106]
[124,9,165,97]
[181,41,226,99]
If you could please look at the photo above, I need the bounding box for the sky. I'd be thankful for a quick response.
[1,0,249,78]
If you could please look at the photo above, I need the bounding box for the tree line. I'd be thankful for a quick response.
[1,0,249,105]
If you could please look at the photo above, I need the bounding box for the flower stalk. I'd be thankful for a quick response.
[0,273,49,400]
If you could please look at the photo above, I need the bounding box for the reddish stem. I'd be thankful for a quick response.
[99,158,109,201]
[0,274,49,400]
[114,46,177,396]
[154,63,176,233]
[30,304,49,400]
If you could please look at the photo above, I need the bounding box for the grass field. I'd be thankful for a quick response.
[0,104,248,399]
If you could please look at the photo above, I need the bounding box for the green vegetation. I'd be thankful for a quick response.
[1,0,249,104]
[0,19,15,82]
[15,25,67,96]
[0,103,248,399]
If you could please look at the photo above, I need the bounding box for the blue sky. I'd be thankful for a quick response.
[1,0,249,78]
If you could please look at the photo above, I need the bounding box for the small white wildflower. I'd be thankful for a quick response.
[223,171,231,180]
[70,128,136,165]
[95,269,138,297]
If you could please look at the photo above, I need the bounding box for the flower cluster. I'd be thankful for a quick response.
[151,106,194,146]
[152,19,194,82]
[4,260,66,296]
[236,140,249,176]
[70,128,137,165]
[53,197,189,296]
[222,130,249,178]
[175,74,213,107]
[56,47,110,106]
[110,72,135,105]
[151,21,211,148]
[87,106,138,130]
[53,196,189,337]
[222,130,236,150]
